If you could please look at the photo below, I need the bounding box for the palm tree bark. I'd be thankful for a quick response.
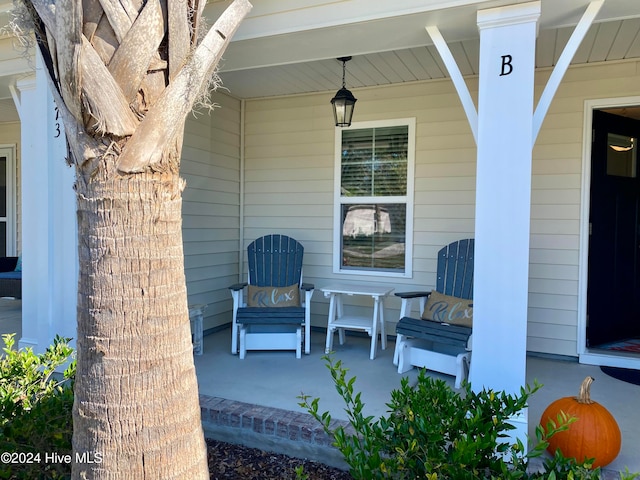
[17,0,252,477]
[74,166,207,478]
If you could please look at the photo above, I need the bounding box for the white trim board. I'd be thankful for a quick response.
[0,145,16,255]
[578,96,640,369]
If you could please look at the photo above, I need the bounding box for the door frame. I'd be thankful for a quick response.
[0,144,17,256]
[579,96,640,368]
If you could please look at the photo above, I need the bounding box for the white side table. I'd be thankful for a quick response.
[321,284,394,360]
[188,304,207,355]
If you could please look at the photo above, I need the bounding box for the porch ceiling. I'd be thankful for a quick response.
[2,0,640,122]
[213,0,640,100]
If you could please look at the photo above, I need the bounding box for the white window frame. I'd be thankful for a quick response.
[332,118,415,278]
[0,145,17,256]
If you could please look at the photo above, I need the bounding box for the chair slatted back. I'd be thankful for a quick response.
[247,234,304,288]
[436,239,474,300]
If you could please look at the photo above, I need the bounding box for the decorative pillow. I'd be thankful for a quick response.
[247,284,300,308]
[421,290,473,328]
[14,255,22,272]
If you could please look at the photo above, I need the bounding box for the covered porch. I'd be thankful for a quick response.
[1,0,640,475]
[194,328,640,476]
[1,298,638,476]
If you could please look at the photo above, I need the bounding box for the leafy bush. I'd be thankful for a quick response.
[299,355,626,480]
[0,333,75,479]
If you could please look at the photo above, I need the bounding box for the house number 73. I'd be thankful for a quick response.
[53,106,61,138]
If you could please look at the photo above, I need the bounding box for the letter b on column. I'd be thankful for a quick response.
[500,55,513,76]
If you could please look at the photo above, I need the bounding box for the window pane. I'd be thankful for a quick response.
[341,126,408,197]
[0,222,5,257]
[0,156,6,218]
[341,203,406,272]
[607,133,636,178]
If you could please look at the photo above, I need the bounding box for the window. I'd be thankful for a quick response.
[0,147,16,256]
[333,119,415,277]
[607,133,636,178]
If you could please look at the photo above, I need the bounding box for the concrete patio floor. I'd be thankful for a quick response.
[2,298,638,477]
[196,326,640,477]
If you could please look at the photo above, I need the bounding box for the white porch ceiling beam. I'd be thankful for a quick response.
[532,0,604,142]
[206,0,513,43]
[425,25,479,144]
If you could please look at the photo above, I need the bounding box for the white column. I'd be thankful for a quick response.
[16,54,77,353]
[471,1,540,439]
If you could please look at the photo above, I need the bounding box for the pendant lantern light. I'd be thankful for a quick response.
[330,56,357,127]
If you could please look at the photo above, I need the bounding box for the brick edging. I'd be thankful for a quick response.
[199,394,353,469]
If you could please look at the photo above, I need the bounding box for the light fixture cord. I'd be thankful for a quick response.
[342,60,346,88]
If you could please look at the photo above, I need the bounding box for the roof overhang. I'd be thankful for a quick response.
[207,0,640,72]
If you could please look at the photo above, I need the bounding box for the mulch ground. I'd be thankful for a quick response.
[206,438,352,479]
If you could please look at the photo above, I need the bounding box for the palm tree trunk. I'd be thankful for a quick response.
[14,0,251,475]
[73,159,207,479]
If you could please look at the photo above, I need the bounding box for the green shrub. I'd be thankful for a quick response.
[0,333,75,479]
[299,355,620,480]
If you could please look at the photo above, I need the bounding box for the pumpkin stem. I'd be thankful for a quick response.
[575,376,595,404]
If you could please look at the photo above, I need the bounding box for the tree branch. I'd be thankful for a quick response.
[167,0,190,80]
[96,0,136,41]
[116,0,252,173]
[55,0,83,122]
[107,0,166,102]
[29,0,138,135]
[80,36,140,135]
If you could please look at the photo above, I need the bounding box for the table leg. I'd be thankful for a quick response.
[325,293,336,354]
[370,296,380,360]
[337,294,346,345]
[379,297,387,351]
[189,305,204,355]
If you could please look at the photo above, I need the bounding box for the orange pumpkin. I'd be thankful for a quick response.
[540,376,621,469]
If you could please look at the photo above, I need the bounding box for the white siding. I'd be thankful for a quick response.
[240,59,640,357]
[181,93,241,331]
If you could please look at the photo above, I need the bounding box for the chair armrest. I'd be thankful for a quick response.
[229,282,248,291]
[395,291,431,299]
[300,283,314,291]
[396,291,431,318]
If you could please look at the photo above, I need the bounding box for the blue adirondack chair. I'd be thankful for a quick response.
[393,239,474,387]
[229,234,314,359]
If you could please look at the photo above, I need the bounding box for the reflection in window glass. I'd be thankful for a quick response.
[341,204,406,272]
[607,133,636,178]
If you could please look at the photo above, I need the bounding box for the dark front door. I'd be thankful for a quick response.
[587,110,640,347]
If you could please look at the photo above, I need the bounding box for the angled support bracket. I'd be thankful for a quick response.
[9,84,21,121]
[426,25,478,144]
[426,0,604,148]
[533,0,604,142]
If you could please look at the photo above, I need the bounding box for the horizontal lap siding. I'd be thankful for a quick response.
[241,60,640,356]
[181,93,241,331]
[527,60,640,356]
[243,95,333,296]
